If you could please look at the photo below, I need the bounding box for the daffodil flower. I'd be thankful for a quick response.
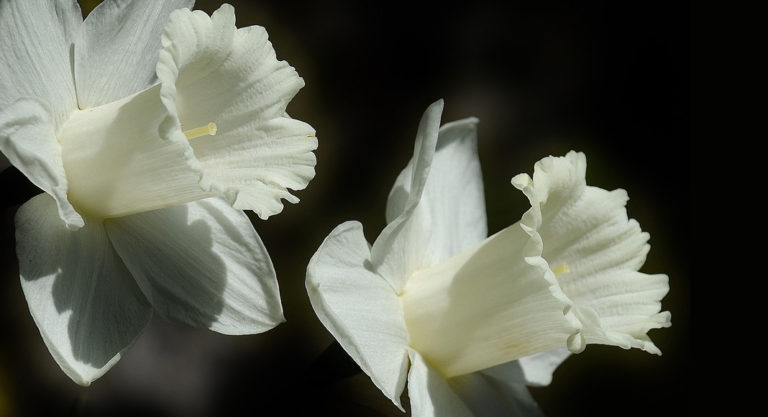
[0,1,316,385]
[306,100,669,416]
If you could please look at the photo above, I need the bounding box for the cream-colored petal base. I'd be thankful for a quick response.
[60,84,211,219]
[400,222,582,378]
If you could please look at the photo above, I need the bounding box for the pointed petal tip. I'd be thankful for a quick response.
[438,117,480,135]
[306,221,365,286]
[431,98,445,108]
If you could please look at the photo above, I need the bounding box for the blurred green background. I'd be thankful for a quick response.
[1,0,690,416]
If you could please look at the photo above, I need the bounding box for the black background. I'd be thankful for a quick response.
[1,0,690,415]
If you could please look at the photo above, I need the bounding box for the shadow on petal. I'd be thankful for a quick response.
[106,198,282,335]
[16,194,151,383]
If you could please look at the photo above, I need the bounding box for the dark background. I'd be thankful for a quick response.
[1,0,690,415]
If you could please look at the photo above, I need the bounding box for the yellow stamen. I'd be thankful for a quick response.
[552,263,570,277]
[183,122,217,140]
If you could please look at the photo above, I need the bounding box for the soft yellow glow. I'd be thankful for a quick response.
[552,263,570,276]
[184,122,217,140]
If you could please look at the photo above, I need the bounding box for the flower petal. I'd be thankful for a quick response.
[157,5,317,219]
[370,100,444,291]
[0,0,80,127]
[513,151,671,354]
[16,194,152,386]
[407,349,473,417]
[194,117,317,220]
[386,117,487,264]
[517,348,571,386]
[400,222,582,377]
[74,0,194,108]
[105,197,283,335]
[306,221,410,410]
[448,361,545,417]
[0,98,83,228]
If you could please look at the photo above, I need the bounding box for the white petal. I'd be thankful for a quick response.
[400,222,582,378]
[306,221,410,410]
[370,100,444,291]
[407,349,473,417]
[75,0,193,108]
[195,117,317,220]
[517,348,571,386]
[16,194,152,386]
[448,361,544,417]
[513,151,671,354]
[0,99,83,228]
[0,0,80,127]
[386,117,487,264]
[105,198,283,335]
[157,5,317,219]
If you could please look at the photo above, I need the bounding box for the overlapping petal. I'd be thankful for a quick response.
[157,4,317,220]
[386,116,487,265]
[0,99,83,228]
[105,197,283,335]
[0,0,80,128]
[75,0,194,108]
[517,348,571,387]
[16,194,152,386]
[307,221,410,409]
[407,349,474,417]
[370,100,444,291]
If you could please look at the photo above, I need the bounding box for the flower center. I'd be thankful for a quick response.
[552,263,570,276]
[183,123,217,140]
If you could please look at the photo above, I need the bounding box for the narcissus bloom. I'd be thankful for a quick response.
[306,100,669,416]
[0,1,316,385]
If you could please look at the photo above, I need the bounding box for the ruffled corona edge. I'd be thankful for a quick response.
[156,5,317,220]
[512,151,671,355]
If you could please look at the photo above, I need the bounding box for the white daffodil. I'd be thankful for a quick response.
[306,100,670,416]
[0,1,317,385]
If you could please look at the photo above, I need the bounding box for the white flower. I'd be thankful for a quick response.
[0,1,317,385]
[306,100,670,416]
